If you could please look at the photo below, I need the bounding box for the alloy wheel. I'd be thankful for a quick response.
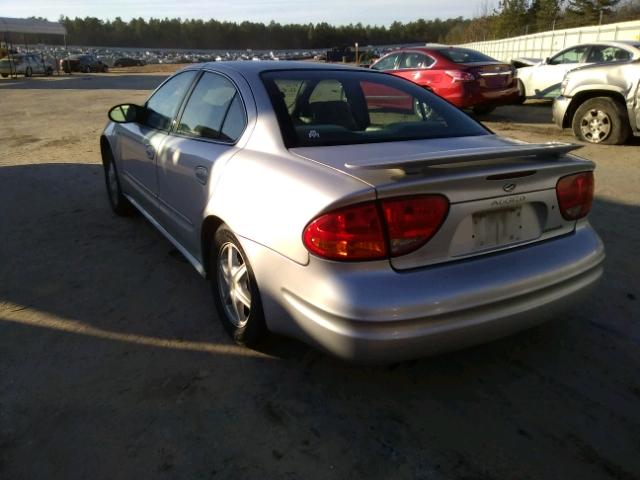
[217,242,252,327]
[107,162,119,206]
[579,108,612,143]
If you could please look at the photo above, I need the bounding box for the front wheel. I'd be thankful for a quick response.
[103,149,135,216]
[572,97,630,145]
[211,226,266,347]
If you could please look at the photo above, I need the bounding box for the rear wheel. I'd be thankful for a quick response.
[103,148,135,216]
[1,74,7,78]
[211,226,266,347]
[572,97,630,145]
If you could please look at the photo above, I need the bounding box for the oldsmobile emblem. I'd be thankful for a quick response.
[503,183,516,192]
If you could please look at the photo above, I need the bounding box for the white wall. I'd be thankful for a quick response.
[459,19,640,62]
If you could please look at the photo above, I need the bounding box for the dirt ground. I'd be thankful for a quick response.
[0,73,639,480]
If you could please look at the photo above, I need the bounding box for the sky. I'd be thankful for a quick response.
[0,0,497,25]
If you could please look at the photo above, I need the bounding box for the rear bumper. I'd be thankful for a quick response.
[553,96,572,128]
[449,84,521,109]
[241,224,604,363]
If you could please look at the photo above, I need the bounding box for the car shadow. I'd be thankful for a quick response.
[1,161,639,479]
[0,73,168,91]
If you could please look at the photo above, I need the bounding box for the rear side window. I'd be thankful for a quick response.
[587,45,631,63]
[177,72,245,142]
[438,48,496,63]
[400,52,434,69]
[262,69,488,147]
[145,70,198,131]
[220,95,247,142]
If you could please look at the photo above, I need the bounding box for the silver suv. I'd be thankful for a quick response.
[553,59,640,144]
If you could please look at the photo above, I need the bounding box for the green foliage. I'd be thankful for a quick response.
[54,16,464,49]
[5,3,636,49]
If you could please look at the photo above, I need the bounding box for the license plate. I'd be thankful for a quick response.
[472,207,523,250]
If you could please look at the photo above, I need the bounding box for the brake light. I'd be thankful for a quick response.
[303,195,449,261]
[445,70,476,82]
[556,172,594,220]
[303,202,387,260]
[381,195,449,256]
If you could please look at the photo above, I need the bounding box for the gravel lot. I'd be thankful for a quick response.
[1,73,639,480]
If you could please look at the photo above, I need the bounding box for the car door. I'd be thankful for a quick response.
[529,45,589,98]
[155,71,248,251]
[117,70,198,206]
[395,52,436,88]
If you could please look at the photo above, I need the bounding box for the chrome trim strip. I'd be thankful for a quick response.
[124,193,206,277]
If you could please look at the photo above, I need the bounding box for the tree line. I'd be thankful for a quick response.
[11,0,640,49]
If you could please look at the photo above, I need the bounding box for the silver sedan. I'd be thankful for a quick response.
[101,61,604,363]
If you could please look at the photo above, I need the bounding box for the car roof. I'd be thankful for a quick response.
[193,60,362,75]
[563,40,640,49]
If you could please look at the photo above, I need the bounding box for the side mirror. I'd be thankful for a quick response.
[108,103,143,123]
[544,57,550,65]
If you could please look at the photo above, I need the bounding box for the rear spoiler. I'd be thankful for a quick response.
[344,142,582,171]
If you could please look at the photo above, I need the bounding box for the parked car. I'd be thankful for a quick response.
[370,45,520,114]
[100,61,604,363]
[552,59,640,145]
[516,41,640,101]
[60,54,108,73]
[0,53,53,77]
[113,57,146,67]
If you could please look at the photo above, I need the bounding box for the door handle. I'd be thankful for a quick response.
[145,144,155,159]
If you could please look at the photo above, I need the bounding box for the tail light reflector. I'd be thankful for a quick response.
[556,171,594,220]
[381,195,449,257]
[445,70,476,82]
[303,195,449,261]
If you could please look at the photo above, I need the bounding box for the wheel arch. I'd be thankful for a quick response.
[201,215,225,278]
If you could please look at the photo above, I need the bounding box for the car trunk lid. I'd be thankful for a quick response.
[463,61,514,89]
[291,135,594,270]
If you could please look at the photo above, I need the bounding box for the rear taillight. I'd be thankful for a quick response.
[556,172,594,220]
[303,195,449,261]
[381,195,449,256]
[445,70,476,82]
[303,203,387,261]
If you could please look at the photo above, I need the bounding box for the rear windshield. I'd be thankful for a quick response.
[261,69,488,148]
[437,48,497,64]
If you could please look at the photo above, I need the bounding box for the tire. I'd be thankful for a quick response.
[1,74,7,78]
[25,67,32,77]
[210,225,266,347]
[572,97,630,145]
[515,79,526,105]
[45,67,53,76]
[83,65,91,74]
[472,105,496,115]
[103,147,135,216]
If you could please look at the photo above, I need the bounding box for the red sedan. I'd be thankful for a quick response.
[371,46,520,114]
